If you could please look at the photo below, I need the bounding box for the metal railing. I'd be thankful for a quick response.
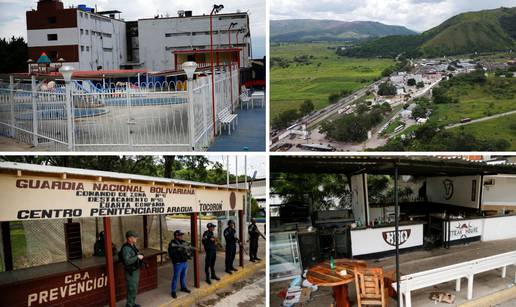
[0,66,239,151]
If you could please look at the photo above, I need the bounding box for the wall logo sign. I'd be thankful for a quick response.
[443,179,454,200]
[452,222,480,239]
[382,229,411,246]
[230,192,236,209]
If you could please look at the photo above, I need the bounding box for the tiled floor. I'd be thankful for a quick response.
[208,107,266,152]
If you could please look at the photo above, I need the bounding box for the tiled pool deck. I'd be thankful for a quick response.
[208,106,266,152]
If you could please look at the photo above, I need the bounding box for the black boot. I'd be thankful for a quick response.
[225,269,233,274]
[212,274,220,281]
[231,267,238,271]
[206,278,212,285]
[181,288,191,293]
[171,292,177,298]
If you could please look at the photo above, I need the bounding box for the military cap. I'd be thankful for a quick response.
[125,230,139,238]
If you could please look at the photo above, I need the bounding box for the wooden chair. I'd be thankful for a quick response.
[354,267,388,307]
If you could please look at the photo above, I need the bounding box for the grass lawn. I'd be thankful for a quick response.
[429,76,516,126]
[451,113,516,150]
[270,43,394,120]
[0,222,27,272]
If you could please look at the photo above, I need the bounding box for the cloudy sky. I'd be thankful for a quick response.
[208,155,266,180]
[271,0,516,32]
[0,0,265,57]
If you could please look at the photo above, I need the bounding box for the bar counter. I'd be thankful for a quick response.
[0,248,161,307]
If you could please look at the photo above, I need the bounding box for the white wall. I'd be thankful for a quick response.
[427,176,481,209]
[27,28,78,47]
[482,175,516,207]
[482,215,516,241]
[351,173,368,224]
[351,224,423,256]
[138,14,250,71]
[76,11,127,70]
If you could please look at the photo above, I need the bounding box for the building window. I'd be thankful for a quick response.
[80,29,84,35]
[81,46,84,52]
[86,46,90,51]
[85,30,89,35]
[47,34,58,41]
[48,16,57,24]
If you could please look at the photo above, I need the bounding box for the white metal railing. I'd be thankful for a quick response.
[393,250,516,307]
[0,67,239,151]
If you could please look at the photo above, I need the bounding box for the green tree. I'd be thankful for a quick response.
[407,78,416,86]
[299,100,314,116]
[272,109,299,130]
[416,81,424,88]
[0,36,27,73]
[329,93,340,104]
[271,173,350,210]
[378,82,397,96]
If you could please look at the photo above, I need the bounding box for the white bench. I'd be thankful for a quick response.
[393,250,516,307]
[217,108,238,135]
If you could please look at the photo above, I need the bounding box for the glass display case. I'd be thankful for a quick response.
[269,231,302,282]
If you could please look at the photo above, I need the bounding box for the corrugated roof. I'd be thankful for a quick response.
[270,156,516,176]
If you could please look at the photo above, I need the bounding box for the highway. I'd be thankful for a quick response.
[271,79,384,142]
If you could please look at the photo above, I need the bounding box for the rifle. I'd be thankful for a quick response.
[169,243,198,250]
[237,241,249,255]
[248,225,266,241]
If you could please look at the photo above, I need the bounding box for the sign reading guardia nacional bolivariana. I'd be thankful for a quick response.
[0,174,245,221]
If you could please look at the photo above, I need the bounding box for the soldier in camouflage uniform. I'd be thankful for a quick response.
[120,230,143,307]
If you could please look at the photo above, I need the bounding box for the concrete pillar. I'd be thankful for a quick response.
[502,266,507,278]
[405,291,411,307]
[467,275,474,300]
[191,213,200,288]
[31,76,38,147]
[455,278,461,292]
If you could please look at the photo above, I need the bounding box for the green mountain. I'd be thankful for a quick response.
[270,19,417,43]
[342,7,516,58]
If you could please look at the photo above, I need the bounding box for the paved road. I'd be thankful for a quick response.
[445,109,516,130]
[191,268,265,307]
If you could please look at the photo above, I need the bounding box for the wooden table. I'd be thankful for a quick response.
[306,259,367,307]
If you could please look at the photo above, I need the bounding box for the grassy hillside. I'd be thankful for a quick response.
[343,7,516,58]
[429,75,516,126]
[270,19,416,43]
[451,113,516,150]
[270,43,394,119]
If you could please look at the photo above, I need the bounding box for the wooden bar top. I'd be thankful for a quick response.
[0,248,162,286]
[306,259,367,287]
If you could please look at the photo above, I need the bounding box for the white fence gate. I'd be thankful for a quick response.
[0,67,239,151]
